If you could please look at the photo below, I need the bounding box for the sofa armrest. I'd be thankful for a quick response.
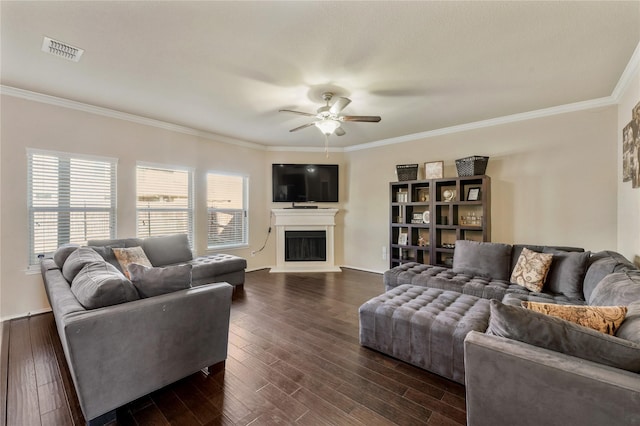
[62,282,232,421]
[464,331,640,426]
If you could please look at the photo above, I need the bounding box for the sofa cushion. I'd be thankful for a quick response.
[542,248,590,299]
[112,247,152,279]
[617,301,640,344]
[71,261,139,309]
[142,234,193,267]
[502,291,586,306]
[88,244,126,272]
[189,254,247,283]
[53,244,80,268]
[509,244,584,275]
[510,248,553,292]
[521,302,627,335]
[583,251,637,302]
[128,263,192,298]
[589,271,640,306]
[487,300,640,372]
[62,246,104,282]
[452,240,512,280]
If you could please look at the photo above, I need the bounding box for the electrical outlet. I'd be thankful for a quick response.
[382,246,387,260]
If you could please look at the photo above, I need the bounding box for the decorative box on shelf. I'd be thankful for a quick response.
[396,164,419,181]
[455,156,489,176]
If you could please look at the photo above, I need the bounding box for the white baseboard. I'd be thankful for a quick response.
[1,307,52,323]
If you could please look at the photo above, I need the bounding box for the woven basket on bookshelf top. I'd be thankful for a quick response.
[396,164,418,181]
[455,156,489,176]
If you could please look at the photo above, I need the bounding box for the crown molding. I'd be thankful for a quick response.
[266,145,344,153]
[611,40,640,102]
[0,85,266,151]
[344,96,617,152]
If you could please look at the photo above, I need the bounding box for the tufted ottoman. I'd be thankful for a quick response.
[359,284,491,384]
[188,254,247,289]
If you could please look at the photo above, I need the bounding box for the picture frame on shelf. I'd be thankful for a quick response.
[424,161,444,179]
[467,187,481,201]
[398,233,408,245]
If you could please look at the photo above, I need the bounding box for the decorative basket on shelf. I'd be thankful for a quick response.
[396,164,419,181]
[455,156,489,176]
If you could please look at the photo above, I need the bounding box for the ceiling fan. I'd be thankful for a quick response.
[279,92,381,136]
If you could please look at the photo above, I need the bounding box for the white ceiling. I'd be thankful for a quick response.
[2,1,639,149]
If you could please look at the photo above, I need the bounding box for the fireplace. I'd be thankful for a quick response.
[270,208,340,273]
[285,230,327,262]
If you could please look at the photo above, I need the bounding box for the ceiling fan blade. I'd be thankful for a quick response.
[335,127,346,136]
[341,115,381,122]
[279,109,316,117]
[289,122,316,132]
[329,97,351,115]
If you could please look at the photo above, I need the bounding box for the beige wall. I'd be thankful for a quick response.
[0,95,269,319]
[617,64,640,266]
[343,107,619,272]
[0,90,626,319]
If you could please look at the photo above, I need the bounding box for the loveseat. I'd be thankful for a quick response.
[41,234,244,425]
[359,241,640,404]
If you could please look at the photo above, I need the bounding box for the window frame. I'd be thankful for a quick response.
[135,162,194,247]
[206,171,249,250]
[27,148,117,268]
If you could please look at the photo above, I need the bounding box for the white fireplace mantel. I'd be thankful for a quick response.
[270,208,341,273]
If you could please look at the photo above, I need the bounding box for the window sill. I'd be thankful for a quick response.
[206,244,249,253]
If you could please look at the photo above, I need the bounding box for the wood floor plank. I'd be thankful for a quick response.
[7,318,40,426]
[5,268,467,426]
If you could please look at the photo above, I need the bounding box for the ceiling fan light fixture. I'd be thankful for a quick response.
[315,119,341,135]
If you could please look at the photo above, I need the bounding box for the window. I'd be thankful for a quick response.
[136,164,194,244]
[27,149,116,266]
[207,172,248,249]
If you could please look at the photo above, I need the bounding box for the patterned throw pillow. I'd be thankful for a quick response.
[522,301,628,335]
[112,246,152,279]
[510,247,553,292]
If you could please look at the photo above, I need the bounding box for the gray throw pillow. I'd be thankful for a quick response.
[88,244,125,272]
[142,234,193,266]
[128,263,192,298]
[486,299,640,372]
[62,246,104,282]
[71,261,139,309]
[53,244,80,268]
[542,248,591,299]
[589,271,640,306]
[452,240,512,280]
[616,301,640,344]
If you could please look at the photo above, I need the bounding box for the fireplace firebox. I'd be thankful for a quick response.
[285,230,327,262]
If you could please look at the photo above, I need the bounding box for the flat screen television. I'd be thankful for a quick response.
[272,164,339,203]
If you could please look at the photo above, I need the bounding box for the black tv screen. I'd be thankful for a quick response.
[272,164,339,203]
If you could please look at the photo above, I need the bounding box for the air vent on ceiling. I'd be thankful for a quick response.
[41,36,84,62]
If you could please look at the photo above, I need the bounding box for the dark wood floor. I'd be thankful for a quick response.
[3,268,466,426]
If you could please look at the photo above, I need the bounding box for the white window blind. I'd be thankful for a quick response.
[136,164,194,245]
[207,172,248,249]
[27,150,116,265]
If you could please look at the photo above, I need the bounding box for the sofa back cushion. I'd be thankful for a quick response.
[452,241,512,280]
[487,300,640,372]
[509,245,584,276]
[53,244,80,268]
[128,263,192,298]
[583,251,637,301]
[142,234,193,266]
[62,247,104,282]
[71,261,139,309]
[542,248,591,300]
[589,271,640,306]
[617,301,640,344]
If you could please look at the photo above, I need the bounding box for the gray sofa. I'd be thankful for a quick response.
[41,234,243,425]
[360,241,640,408]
